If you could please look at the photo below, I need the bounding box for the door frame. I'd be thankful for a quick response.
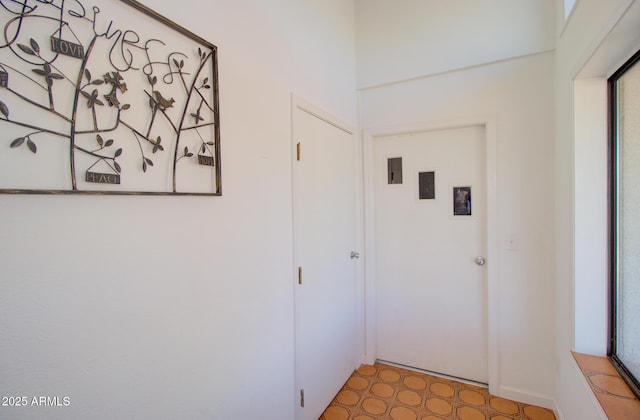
[362,115,499,394]
[291,94,364,418]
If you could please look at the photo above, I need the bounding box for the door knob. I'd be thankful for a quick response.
[475,256,486,266]
[350,251,360,259]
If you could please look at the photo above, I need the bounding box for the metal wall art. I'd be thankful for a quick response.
[0,0,220,195]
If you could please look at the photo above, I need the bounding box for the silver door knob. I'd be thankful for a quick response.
[475,256,486,266]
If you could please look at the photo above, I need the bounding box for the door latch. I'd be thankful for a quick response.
[350,251,360,259]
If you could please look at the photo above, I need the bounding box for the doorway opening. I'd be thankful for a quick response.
[362,117,498,393]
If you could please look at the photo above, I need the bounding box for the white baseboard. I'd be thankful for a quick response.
[358,353,375,366]
[497,385,556,410]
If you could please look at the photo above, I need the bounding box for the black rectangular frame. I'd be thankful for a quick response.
[607,46,640,399]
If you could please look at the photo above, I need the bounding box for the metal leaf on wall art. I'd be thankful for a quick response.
[0,0,221,195]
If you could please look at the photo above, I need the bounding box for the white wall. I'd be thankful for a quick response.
[355,0,555,89]
[554,0,640,419]
[573,78,608,356]
[0,1,357,419]
[356,0,556,407]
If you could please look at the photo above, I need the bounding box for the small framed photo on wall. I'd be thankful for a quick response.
[453,186,472,216]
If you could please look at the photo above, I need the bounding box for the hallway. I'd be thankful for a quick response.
[320,362,555,420]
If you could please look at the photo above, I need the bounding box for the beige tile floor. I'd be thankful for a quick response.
[320,362,556,420]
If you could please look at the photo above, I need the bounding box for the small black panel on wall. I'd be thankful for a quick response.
[418,171,435,199]
[387,157,403,184]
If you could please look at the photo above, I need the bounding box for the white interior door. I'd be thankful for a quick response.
[293,103,357,419]
[374,125,488,384]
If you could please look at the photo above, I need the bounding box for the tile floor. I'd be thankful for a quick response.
[320,362,556,420]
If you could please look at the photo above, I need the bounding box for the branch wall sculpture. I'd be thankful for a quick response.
[0,0,221,195]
